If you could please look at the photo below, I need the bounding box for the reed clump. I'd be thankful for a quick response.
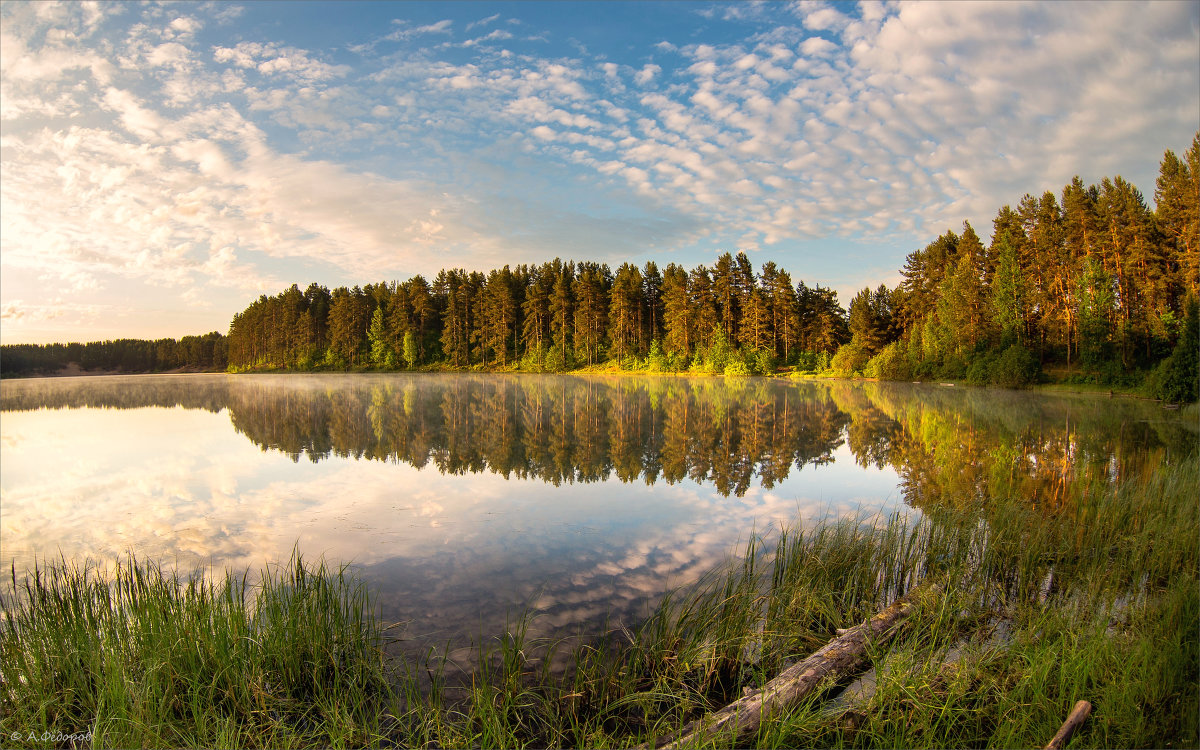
[2,459,1196,748]
[0,554,397,749]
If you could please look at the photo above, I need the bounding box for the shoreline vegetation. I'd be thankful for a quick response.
[2,460,1196,749]
[3,132,1198,403]
[0,359,1189,407]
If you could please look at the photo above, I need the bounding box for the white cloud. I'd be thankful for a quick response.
[461,28,514,47]
[168,16,201,35]
[466,12,501,31]
[382,18,453,43]
[634,63,661,86]
[799,36,837,57]
[212,41,351,82]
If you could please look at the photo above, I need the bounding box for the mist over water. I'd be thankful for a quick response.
[1,373,1191,666]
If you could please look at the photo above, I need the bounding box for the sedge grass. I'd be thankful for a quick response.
[2,459,1196,748]
[0,553,397,749]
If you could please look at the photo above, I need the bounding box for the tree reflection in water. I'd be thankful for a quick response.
[2,373,1192,673]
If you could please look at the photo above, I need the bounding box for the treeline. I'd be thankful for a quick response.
[226,133,1197,400]
[226,255,847,377]
[0,332,227,377]
[856,132,1199,401]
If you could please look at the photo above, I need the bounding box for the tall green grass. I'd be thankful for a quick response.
[0,554,397,749]
[2,460,1196,748]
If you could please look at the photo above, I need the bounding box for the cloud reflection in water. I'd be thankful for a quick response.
[1,374,907,665]
[9,372,1179,667]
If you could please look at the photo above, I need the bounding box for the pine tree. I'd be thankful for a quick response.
[481,267,517,366]
[642,261,663,346]
[688,265,719,351]
[712,253,738,343]
[548,264,574,358]
[1077,256,1116,367]
[328,286,370,366]
[1155,134,1200,299]
[572,264,608,365]
[608,263,644,361]
[661,264,691,359]
[437,270,471,367]
[521,264,554,358]
[990,230,1026,347]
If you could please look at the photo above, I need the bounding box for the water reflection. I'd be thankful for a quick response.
[1,374,1192,666]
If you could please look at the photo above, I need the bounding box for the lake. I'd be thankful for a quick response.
[1,373,1191,668]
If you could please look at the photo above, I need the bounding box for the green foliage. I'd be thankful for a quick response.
[544,342,573,373]
[965,353,991,386]
[990,343,1040,388]
[691,324,734,374]
[748,350,777,376]
[1077,257,1116,367]
[792,350,820,372]
[321,348,347,369]
[989,230,1026,347]
[0,553,396,748]
[367,307,391,368]
[1151,294,1200,403]
[646,339,669,372]
[402,330,418,370]
[864,341,912,380]
[829,340,871,375]
[936,353,968,380]
[723,359,751,377]
[518,341,547,372]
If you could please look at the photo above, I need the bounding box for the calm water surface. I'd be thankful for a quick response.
[1,373,1191,664]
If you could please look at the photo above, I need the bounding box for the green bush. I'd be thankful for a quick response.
[965,352,993,386]
[751,348,776,375]
[724,359,752,377]
[864,342,912,380]
[544,343,572,372]
[646,340,668,372]
[936,353,967,380]
[792,350,818,371]
[829,341,870,375]
[1153,295,1199,403]
[989,343,1040,388]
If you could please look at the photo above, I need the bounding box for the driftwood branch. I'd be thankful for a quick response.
[1044,700,1092,749]
[640,585,935,749]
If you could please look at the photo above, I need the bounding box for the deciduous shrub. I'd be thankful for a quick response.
[989,343,1040,388]
[864,342,912,380]
[830,341,870,375]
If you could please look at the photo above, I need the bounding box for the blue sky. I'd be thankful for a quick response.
[2,0,1197,344]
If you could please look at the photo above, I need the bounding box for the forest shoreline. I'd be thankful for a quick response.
[0,361,1168,404]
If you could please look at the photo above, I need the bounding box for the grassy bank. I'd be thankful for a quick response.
[3,460,1197,748]
[0,556,399,748]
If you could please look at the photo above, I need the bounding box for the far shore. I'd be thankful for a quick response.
[1,363,1170,404]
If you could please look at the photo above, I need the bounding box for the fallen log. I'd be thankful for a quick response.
[1044,700,1092,749]
[640,585,936,749]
